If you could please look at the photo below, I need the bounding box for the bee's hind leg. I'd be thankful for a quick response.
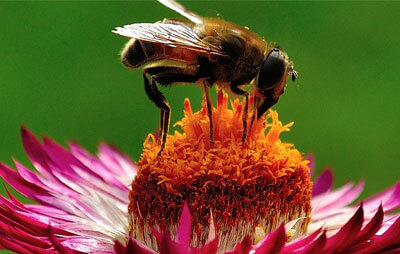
[142,72,170,156]
[144,66,200,155]
[230,83,249,143]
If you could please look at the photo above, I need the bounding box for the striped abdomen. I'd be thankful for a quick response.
[121,39,198,69]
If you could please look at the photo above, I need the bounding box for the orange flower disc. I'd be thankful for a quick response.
[129,92,312,252]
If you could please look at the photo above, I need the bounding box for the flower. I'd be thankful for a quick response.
[0,93,398,254]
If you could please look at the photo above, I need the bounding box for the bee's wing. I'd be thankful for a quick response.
[157,0,203,24]
[113,23,227,57]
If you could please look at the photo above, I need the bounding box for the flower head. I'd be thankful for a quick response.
[130,92,311,252]
[0,95,398,254]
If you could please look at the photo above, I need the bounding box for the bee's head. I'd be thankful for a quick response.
[255,48,297,118]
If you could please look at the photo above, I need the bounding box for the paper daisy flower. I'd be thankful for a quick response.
[0,92,399,254]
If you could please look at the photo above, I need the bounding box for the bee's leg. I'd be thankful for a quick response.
[150,79,170,156]
[230,83,249,142]
[146,67,200,154]
[143,72,163,143]
[202,82,214,146]
[148,71,215,146]
[159,110,166,142]
[142,72,170,155]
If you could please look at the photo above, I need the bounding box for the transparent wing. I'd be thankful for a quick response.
[157,0,203,24]
[113,22,227,57]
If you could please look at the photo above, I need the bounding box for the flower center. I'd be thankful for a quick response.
[128,92,312,252]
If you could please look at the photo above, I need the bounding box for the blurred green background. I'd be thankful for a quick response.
[0,1,399,252]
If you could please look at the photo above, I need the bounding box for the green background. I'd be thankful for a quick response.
[0,1,399,252]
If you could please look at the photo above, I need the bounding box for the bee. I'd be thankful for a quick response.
[113,0,297,155]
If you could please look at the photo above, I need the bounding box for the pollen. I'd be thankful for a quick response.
[129,91,312,253]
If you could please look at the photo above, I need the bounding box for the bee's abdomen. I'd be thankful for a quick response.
[122,39,197,69]
[121,39,150,68]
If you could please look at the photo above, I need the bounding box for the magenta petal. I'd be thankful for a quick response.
[98,143,137,178]
[13,159,43,186]
[282,228,322,253]
[153,229,186,254]
[299,231,327,254]
[0,219,51,249]
[177,203,191,249]
[353,204,384,245]
[190,237,218,254]
[0,162,48,201]
[224,236,252,254]
[114,238,155,254]
[114,240,126,254]
[21,127,55,177]
[254,224,286,254]
[355,216,400,254]
[0,236,36,254]
[324,205,364,252]
[48,226,77,254]
[312,169,333,196]
[69,143,129,192]
[42,137,104,185]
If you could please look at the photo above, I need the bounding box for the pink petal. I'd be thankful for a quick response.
[190,237,218,254]
[323,204,364,252]
[254,224,286,254]
[354,216,400,254]
[0,162,49,201]
[69,143,129,192]
[298,231,327,254]
[152,229,186,254]
[312,181,364,214]
[114,238,154,254]
[352,204,384,245]
[48,226,77,254]
[312,169,333,196]
[362,182,400,213]
[177,203,191,249]
[282,228,322,253]
[98,143,137,181]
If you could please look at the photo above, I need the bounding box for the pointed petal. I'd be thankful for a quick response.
[312,169,333,196]
[312,181,364,215]
[190,237,218,254]
[353,204,384,245]
[283,228,322,252]
[254,224,286,254]
[324,205,364,252]
[114,238,155,254]
[48,226,77,254]
[177,203,191,249]
[362,182,400,213]
[355,216,400,254]
[299,231,327,254]
[153,229,186,254]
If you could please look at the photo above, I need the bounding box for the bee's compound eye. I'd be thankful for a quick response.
[258,48,286,90]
